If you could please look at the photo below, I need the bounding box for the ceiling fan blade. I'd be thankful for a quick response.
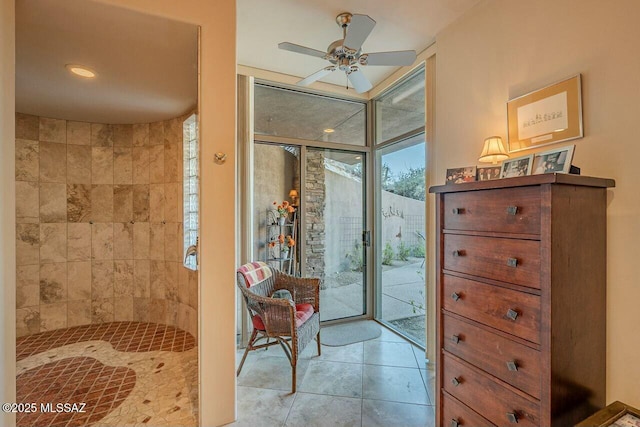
[347,68,373,93]
[278,42,326,58]
[361,50,417,66]
[297,66,336,87]
[343,14,376,52]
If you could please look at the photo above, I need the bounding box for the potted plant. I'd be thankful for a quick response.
[273,200,295,225]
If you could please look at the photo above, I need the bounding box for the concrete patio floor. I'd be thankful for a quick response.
[321,258,426,344]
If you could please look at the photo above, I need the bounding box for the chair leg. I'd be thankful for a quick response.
[236,329,258,376]
[316,330,321,356]
[291,362,297,393]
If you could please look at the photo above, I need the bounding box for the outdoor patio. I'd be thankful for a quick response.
[321,258,426,345]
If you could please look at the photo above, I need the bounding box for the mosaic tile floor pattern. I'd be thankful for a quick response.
[17,322,196,361]
[17,357,136,427]
[16,322,198,427]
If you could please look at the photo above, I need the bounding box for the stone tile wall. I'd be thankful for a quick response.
[15,113,198,339]
[304,150,326,282]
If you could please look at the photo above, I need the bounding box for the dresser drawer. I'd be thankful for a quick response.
[442,392,495,427]
[443,187,541,235]
[444,234,541,289]
[443,275,541,343]
[443,314,541,398]
[443,353,540,427]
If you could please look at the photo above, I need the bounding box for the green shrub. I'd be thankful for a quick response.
[397,241,410,261]
[346,242,364,272]
[382,242,394,265]
[412,244,425,258]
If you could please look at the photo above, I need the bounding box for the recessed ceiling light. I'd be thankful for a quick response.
[355,156,361,160]
[66,64,96,78]
[323,128,335,133]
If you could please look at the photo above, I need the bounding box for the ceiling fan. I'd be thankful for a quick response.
[278,12,417,93]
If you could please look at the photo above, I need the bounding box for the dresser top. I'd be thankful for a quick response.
[429,173,615,194]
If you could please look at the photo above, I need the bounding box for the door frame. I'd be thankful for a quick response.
[239,79,374,330]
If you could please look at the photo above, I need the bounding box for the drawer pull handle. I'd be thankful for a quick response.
[452,208,464,215]
[450,419,460,427]
[506,309,519,321]
[507,257,518,267]
[506,361,519,371]
[452,334,460,344]
[451,376,461,386]
[506,206,519,215]
[451,292,461,302]
[506,412,518,423]
[452,250,464,257]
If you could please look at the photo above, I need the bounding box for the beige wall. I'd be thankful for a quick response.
[434,0,640,406]
[1,0,16,425]
[2,0,236,426]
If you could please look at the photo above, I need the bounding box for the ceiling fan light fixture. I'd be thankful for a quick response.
[66,64,96,78]
[279,12,415,94]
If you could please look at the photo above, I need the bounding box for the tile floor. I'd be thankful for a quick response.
[16,322,198,427]
[231,323,436,427]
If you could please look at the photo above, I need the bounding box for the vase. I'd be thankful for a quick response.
[278,217,286,226]
[281,250,289,259]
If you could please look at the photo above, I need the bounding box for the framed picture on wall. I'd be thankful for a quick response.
[501,154,534,178]
[476,165,502,181]
[531,145,575,174]
[507,74,583,153]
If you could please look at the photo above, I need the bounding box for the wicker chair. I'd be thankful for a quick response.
[236,261,321,393]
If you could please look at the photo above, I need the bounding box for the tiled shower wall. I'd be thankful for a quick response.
[15,113,198,339]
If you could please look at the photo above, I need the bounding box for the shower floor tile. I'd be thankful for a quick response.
[17,321,196,361]
[16,322,198,427]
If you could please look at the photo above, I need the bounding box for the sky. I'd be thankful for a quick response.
[380,141,425,177]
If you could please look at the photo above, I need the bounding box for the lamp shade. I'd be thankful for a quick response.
[478,136,509,164]
[288,189,298,198]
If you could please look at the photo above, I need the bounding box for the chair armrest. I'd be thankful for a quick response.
[275,272,320,312]
[242,289,296,336]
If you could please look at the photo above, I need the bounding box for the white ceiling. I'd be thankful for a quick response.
[237,0,481,90]
[15,0,480,124]
[16,0,198,124]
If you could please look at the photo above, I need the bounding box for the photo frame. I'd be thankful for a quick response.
[445,166,477,184]
[576,401,640,427]
[531,145,575,175]
[507,74,583,152]
[476,165,502,181]
[501,154,534,178]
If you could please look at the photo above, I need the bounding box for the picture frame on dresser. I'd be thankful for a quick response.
[501,154,534,178]
[476,165,502,181]
[576,401,640,427]
[445,166,477,184]
[531,144,575,174]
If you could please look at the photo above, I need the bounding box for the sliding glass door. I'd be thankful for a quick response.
[373,67,426,346]
[304,147,367,321]
[374,136,426,345]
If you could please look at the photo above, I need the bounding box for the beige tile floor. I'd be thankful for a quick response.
[230,324,436,427]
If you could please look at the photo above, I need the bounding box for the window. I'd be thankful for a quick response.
[183,114,199,270]
[375,68,426,144]
[373,66,427,346]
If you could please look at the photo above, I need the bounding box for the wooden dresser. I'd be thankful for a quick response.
[429,174,614,427]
